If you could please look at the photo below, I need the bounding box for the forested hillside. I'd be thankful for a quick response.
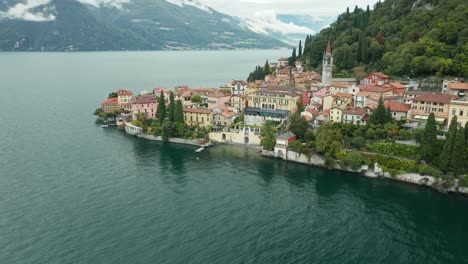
[301,0,468,78]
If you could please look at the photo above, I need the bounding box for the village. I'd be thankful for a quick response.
[97,41,467,144]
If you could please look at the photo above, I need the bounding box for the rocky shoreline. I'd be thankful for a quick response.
[261,150,468,196]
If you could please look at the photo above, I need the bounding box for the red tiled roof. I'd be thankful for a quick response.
[412,93,457,104]
[131,95,157,104]
[356,91,370,97]
[117,89,133,96]
[343,106,366,115]
[183,108,212,114]
[331,82,351,88]
[358,85,393,93]
[370,72,389,79]
[103,97,119,104]
[231,80,249,86]
[278,57,289,61]
[448,82,468,90]
[384,101,411,112]
[335,92,353,98]
[388,82,406,89]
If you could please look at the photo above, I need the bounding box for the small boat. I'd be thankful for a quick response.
[100,125,109,128]
[195,147,205,153]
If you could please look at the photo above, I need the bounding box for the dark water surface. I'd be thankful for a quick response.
[0,51,467,264]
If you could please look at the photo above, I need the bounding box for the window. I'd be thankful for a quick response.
[440,103,444,106]
[439,108,443,112]
[452,110,456,116]
[460,111,464,116]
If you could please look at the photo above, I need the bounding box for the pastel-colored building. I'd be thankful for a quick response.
[131,95,158,120]
[183,108,213,127]
[362,72,390,85]
[230,80,249,95]
[117,89,133,105]
[448,97,468,127]
[358,85,393,98]
[410,93,456,123]
[342,106,367,125]
[329,107,343,123]
[231,95,247,113]
[330,82,351,95]
[102,97,120,113]
[444,81,468,96]
[384,101,411,120]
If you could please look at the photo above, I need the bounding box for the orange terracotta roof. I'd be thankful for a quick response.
[343,107,366,115]
[358,85,393,93]
[335,92,353,98]
[384,101,411,112]
[331,82,351,88]
[388,82,406,89]
[448,82,468,90]
[413,93,456,104]
[117,89,133,96]
[370,72,389,79]
[103,97,119,104]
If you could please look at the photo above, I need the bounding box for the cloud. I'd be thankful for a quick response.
[165,0,212,14]
[246,10,314,35]
[0,0,55,21]
[76,0,129,8]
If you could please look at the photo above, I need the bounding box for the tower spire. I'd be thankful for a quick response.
[326,38,332,54]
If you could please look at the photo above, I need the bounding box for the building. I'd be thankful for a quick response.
[230,95,247,113]
[387,82,407,96]
[444,81,468,97]
[207,90,230,109]
[213,106,236,127]
[321,39,333,86]
[274,131,297,159]
[384,101,411,120]
[330,82,351,95]
[448,96,468,127]
[131,95,158,120]
[358,85,393,98]
[230,80,249,95]
[153,87,171,103]
[183,108,213,127]
[362,72,390,85]
[117,89,133,105]
[410,93,456,123]
[244,108,289,126]
[342,107,367,125]
[277,57,289,67]
[247,86,300,113]
[329,107,343,123]
[102,97,120,113]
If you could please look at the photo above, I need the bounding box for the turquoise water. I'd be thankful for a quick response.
[0,50,468,264]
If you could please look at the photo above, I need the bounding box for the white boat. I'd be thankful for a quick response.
[124,122,143,136]
[195,147,205,153]
[100,125,109,128]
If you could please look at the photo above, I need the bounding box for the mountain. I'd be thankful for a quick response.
[0,0,288,51]
[301,0,468,78]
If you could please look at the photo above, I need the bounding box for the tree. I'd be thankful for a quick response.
[289,113,309,139]
[369,96,389,125]
[345,152,365,170]
[288,47,297,66]
[162,117,173,142]
[315,125,343,157]
[298,40,303,57]
[175,99,184,123]
[157,91,166,123]
[451,127,466,175]
[108,92,118,98]
[191,94,202,103]
[439,116,458,172]
[263,60,272,75]
[465,122,468,144]
[169,91,175,122]
[420,113,437,162]
[347,7,350,16]
[260,121,276,151]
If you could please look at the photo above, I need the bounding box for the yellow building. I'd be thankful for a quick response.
[230,95,247,113]
[117,89,133,105]
[410,93,455,122]
[183,108,213,127]
[247,86,300,113]
[329,107,343,123]
[448,97,468,127]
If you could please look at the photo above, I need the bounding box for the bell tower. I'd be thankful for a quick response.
[321,38,333,86]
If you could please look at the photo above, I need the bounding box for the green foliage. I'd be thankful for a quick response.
[350,136,366,150]
[451,127,466,175]
[260,122,276,151]
[93,108,103,116]
[398,128,412,140]
[315,124,343,157]
[168,91,175,122]
[157,91,166,123]
[289,113,309,139]
[440,116,458,172]
[418,164,444,177]
[301,0,468,77]
[420,113,438,162]
[288,141,309,154]
[369,97,391,125]
[366,142,420,159]
[263,60,272,76]
[247,65,266,82]
[365,153,419,174]
[191,94,202,103]
[162,117,173,142]
[174,100,184,123]
[108,92,118,99]
[132,120,143,127]
[288,47,297,66]
[345,151,365,170]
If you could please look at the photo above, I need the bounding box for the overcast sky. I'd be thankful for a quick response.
[199,0,380,18]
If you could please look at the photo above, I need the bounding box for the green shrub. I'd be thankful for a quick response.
[345,152,365,170]
[366,142,420,159]
[418,164,444,177]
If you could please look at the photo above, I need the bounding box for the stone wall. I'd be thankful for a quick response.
[209,130,261,146]
[137,134,204,146]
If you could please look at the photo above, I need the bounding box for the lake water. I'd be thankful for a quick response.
[0,50,468,264]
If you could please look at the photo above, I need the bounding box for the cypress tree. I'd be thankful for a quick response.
[451,127,466,175]
[385,106,392,123]
[289,48,297,66]
[264,60,272,75]
[465,122,468,144]
[369,96,387,125]
[357,33,362,61]
[157,91,166,123]
[174,99,184,123]
[169,91,175,122]
[440,116,458,172]
[298,40,303,57]
[347,7,350,16]
[420,113,437,162]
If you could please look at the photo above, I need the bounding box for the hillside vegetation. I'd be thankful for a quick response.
[301,0,468,78]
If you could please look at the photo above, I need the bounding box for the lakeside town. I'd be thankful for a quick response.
[95,40,468,194]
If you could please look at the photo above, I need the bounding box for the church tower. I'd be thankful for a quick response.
[321,39,333,86]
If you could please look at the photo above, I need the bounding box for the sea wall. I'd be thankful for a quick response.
[262,150,468,195]
[209,131,261,146]
[137,134,206,147]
